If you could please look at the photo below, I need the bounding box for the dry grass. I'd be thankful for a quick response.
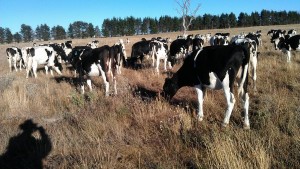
[0,24,300,168]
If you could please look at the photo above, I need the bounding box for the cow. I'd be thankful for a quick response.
[168,35,193,67]
[129,39,153,68]
[163,44,251,129]
[232,38,259,91]
[150,40,170,73]
[69,46,92,77]
[61,41,73,60]
[6,47,26,72]
[75,44,126,95]
[192,37,204,51]
[110,41,127,74]
[26,46,63,78]
[274,35,300,62]
[87,40,99,49]
[210,35,229,46]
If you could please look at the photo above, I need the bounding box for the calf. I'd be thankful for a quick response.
[6,47,25,72]
[163,44,251,129]
[26,46,63,78]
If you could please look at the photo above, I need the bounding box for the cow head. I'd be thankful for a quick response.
[163,76,178,99]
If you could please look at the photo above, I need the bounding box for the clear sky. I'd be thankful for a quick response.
[0,0,299,34]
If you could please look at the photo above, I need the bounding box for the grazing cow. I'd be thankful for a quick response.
[76,44,125,95]
[129,40,153,68]
[26,46,63,78]
[163,44,251,129]
[6,47,25,72]
[168,35,193,67]
[274,35,300,62]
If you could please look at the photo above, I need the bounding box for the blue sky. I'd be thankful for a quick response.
[1,0,299,34]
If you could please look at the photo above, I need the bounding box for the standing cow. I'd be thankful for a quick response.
[163,44,251,129]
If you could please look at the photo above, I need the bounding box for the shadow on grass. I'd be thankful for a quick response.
[0,119,52,169]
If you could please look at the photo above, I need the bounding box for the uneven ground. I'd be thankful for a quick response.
[0,24,299,169]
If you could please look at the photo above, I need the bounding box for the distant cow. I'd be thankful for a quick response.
[163,44,251,129]
[26,46,63,78]
[129,40,153,68]
[87,40,99,49]
[6,47,25,72]
[150,40,170,73]
[75,44,126,95]
[274,35,300,62]
[168,35,193,67]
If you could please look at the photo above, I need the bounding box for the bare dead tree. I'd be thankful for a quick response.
[175,0,201,36]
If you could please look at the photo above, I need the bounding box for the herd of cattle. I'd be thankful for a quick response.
[5,28,300,129]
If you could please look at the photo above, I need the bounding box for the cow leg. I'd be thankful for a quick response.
[13,57,18,72]
[195,85,206,121]
[222,73,235,127]
[45,66,49,75]
[87,79,92,91]
[287,51,291,62]
[251,55,257,91]
[113,76,117,95]
[26,57,33,78]
[156,56,160,73]
[241,93,250,129]
[32,61,38,78]
[8,57,12,72]
[97,64,110,96]
[53,66,62,75]
[163,57,167,71]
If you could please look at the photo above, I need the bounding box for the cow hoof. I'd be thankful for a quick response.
[243,124,250,130]
[198,117,203,121]
[222,123,228,127]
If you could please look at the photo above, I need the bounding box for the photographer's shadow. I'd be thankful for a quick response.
[0,119,52,169]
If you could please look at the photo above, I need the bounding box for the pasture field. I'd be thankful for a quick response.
[0,24,299,168]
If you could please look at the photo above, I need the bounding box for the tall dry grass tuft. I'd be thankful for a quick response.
[0,24,300,168]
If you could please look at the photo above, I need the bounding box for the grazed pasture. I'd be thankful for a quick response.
[0,24,299,168]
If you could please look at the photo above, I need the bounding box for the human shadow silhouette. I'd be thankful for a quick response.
[0,119,52,169]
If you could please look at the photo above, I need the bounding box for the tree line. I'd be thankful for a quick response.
[0,9,299,44]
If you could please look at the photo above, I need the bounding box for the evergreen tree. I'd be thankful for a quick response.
[141,17,150,34]
[87,23,95,37]
[228,12,237,28]
[68,24,74,39]
[0,27,5,44]
[13,32,22,43]
[95,26,101,37]
[5,28,13,43]
[219,13,229,28]
[20,24,33,42]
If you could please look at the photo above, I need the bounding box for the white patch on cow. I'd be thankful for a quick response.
[204,72,223,90]
[88,63,100,76]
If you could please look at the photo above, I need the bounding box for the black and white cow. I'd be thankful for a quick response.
[168,35,193,67]
[150,40,170,73]
[163,44,251,129]
[61,41,73,59]
[274,35,300,62]
[26,46,63,78]
[110,41,127,74]
[210,34,230,46]
[129,39,153,68]
[232,38,259,91]
[69,46,92,77]
[6,47,25,72]
[75,44,126,95]
[86,40,99,49]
